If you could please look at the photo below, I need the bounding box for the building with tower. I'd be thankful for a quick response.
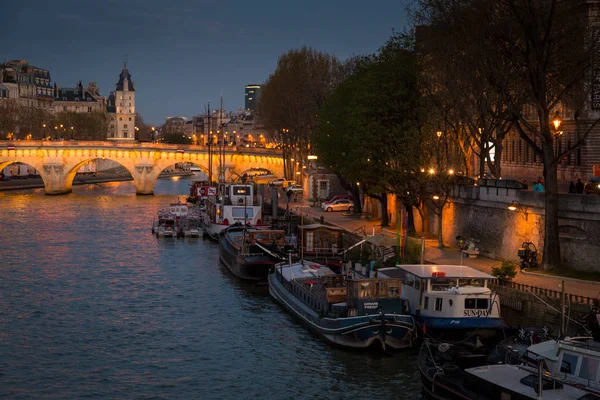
[107,64,136,141]
[244,84,260,111]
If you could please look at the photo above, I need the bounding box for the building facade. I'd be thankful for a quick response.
[53,81,106,114]
[244,84,260,111]
[107,64,136,141]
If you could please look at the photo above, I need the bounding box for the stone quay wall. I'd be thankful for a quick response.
[419,185,600,271]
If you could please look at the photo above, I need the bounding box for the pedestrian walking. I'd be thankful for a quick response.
[532,178,545,192]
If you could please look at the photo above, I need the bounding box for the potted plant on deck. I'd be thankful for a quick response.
[491,261,518,284]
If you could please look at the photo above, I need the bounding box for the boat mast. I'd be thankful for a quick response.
[207,102,212,184]
[219,94,224,183]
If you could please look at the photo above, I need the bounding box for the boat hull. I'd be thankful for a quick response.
[219,232,279,282]
[268,272,416,351]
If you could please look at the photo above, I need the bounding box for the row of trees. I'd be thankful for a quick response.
[413,0,599,268]
[236,1,600,269]
[0,102,108,140]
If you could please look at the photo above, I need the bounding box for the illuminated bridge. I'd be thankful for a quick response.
[0,141,284,195]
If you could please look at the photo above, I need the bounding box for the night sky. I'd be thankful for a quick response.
[1,0,410,125]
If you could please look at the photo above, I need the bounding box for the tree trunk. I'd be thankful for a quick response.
[437,207,444,248]
[403,200,416,233]
[351,186,361,214]
[542,141,561,270]
[418,202,429,235]
[478,143,486,178]
[380,193,389,227]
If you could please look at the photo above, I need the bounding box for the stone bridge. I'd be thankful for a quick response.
[0,141,283,195]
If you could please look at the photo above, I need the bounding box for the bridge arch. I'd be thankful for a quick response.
[0,141,283,195]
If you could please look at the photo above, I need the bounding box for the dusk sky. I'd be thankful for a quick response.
[2,0,410,125]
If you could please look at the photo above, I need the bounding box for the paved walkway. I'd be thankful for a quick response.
[281,197,600,299]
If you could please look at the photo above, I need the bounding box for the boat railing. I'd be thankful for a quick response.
[240,251,265,258]
[300,246,341,257]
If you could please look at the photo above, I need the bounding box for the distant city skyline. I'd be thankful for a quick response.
[1,0,410,125]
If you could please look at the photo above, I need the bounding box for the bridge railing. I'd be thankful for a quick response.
[2,140,282,155]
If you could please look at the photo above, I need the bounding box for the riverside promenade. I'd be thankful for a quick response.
[285,197,600,299]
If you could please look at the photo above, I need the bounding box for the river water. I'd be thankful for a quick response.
[0,174,421,399]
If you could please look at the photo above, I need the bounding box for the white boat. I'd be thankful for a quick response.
[377,264,507,337]
[201,182,264,240]
[152,201,200,238]
[422,337,600,399]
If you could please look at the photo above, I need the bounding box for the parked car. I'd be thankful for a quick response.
[321,199,354,212]
[286,185,303,193]
[268,178,286,187]
[321,195,352,207]
[584,176,600,194]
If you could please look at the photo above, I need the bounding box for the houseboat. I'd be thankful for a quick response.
[219,224,286,282]
[201,182,264,241]
[154,212,177,238]
[296,224,344,271]
[377,264,507,338]
[268,258,417,352]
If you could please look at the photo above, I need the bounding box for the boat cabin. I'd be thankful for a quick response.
[298,224,343,257]
[378,264,505,330]
[169,203,189,217]
[528,338,600,392]
[218,183,256,206]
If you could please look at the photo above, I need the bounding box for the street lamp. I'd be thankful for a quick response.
[54,126,58,140]
[552,111,563,135]
[70,126,74,140]
[43,123,47,140]
[436,130,442,138]
[508,200,528,221]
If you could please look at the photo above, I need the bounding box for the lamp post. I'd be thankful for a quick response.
[70,126,74,140]
[54,126,58,140]
[43,123,47,140]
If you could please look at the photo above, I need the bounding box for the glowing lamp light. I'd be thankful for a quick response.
[552,111,562,130]
[448,169,454,175]
[508,204,517,211]
[436,131,442,138]
[307,155,318,160]
[429,168,435,174]
[432,195,440,200]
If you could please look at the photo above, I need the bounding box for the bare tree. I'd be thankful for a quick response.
[415,0,598,269]
[257,47,342,179]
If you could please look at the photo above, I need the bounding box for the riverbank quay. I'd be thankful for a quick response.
[0,170,194,192]
[279,197,599,335]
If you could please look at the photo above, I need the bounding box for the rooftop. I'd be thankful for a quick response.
[381,264,496,279]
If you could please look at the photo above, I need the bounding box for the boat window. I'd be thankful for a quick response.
[232,207,254,218]
[458,278,484,287]
[306,232,314,252]
[448,299,453,307]
[465,298,489,309]
[579,356,599,382]
[560,353,580,375]
[406,274,415,287]
[232,186,250,196]
[424,296,429,310]
[435,298,443,311]
[431,278,453,291]
[414,278,421,291]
